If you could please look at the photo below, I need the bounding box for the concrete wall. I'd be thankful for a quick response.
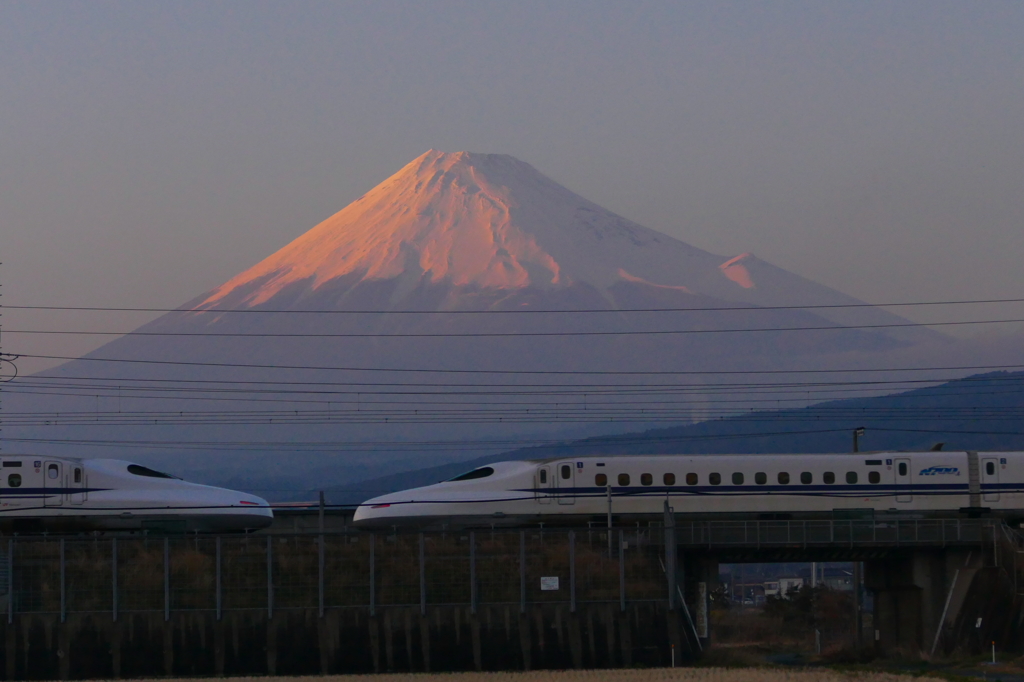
[863,549,1008,657]
[0,604,687,679]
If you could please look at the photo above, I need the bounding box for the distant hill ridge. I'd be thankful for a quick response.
[333,370,1024,505]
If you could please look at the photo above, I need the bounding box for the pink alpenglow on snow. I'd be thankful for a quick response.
[720,253,757,289]
[198,151,573,308]
[194,150,749,310]
[616,269,694,293]
[188,149,937,355]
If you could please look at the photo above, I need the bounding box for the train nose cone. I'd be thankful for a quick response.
[236,495,274,528]
[353,494,402,526]
[204,491,274,531]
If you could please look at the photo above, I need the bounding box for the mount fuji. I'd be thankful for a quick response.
[189,150,933,336]
[7,151,958,498]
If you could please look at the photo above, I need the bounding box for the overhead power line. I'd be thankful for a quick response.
[7,296,1024,314]
[15,371,1024,390]
[8,374,1024,402]
[5,425,1024,456]
[0,428,899,449]
[13,353,1024,376]
[7,317,1024,338]
[7,410,1024,429]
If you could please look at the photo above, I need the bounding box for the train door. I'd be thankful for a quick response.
[43,461,63,507]
[69,464,86,504]
[556,461,575,505]
[536,465,552,504]
[982,457,1000,502]
[894,457,912,503]
[0,460,28,505]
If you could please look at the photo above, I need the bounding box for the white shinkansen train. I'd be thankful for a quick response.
[0,455,273,533]
[353,452,1024,527]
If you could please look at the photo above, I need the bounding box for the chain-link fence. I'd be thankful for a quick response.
[0,528,669,620]
[0,519,999,621]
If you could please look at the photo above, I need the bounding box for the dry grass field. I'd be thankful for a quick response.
[134,669,947,682]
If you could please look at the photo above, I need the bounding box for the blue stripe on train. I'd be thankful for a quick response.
[518,482,1022,498]
[0,488,109,496]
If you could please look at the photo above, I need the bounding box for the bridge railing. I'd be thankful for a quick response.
[0,528,667,620]
[673,518,999,549]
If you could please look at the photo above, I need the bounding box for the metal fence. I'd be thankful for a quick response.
[0,527,668,622]
[0,519,1000,623]
[674,518,1000,549]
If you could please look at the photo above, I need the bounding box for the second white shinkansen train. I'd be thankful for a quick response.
[353,452,1024,527]
[0,455,273,532]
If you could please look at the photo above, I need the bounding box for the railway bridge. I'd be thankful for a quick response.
[665,515,1019,658]
[0,513,1018,678]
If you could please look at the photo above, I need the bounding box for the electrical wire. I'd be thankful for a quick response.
[7,316,1024,337]
[7,296,1024,314]
[5,424,1024,456]
[13,352,1024,376]
[7,372,1024,402]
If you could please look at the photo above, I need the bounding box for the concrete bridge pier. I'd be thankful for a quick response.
[680,552,718,652]
[865,549,980,657]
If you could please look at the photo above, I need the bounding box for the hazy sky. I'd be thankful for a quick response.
[3,1,1024,368]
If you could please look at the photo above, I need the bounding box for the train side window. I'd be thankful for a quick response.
[986,461,995,476]
[450,466,496,482]
[800,472,812,484]
[709,473,722,485]
[664,473,676,486]
[846,471,858,484]
[755,472,767,485]
[732,472,744,485]
[74,468,82,483]
[47,464,59,480]
[595,473,607,486]
[539,470,548,484]
[686,473,698,485]
[823,472,835,484]
[618,473,630,486]
[127,465,178,479]
[778,472,790,484]
[868,471,880,484]
[898,462,908,476]
[7,474,21,488]
[640,473,653,486]
[560,465,571,480]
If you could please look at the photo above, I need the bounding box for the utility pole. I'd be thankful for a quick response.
[853,427,865,453]
[853,560,863,648]
[606,484,613,557]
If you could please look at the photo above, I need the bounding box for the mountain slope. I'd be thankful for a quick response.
[5,150,973,495]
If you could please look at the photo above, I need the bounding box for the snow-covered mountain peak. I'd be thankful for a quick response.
[190,150,931,332]
[195,150,725,309]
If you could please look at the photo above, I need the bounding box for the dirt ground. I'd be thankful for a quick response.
[115,668,948,682]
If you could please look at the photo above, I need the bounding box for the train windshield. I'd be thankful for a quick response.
[447,467,494,482]
[127,464,180,480]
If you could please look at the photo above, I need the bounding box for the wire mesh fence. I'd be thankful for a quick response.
[66,539,113,613]
[0,519,1000,620]
[0,528,670,619]
[11,540,59,614]
[324,533,372,608]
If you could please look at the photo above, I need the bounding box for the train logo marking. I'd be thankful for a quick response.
[919,466,959,476]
